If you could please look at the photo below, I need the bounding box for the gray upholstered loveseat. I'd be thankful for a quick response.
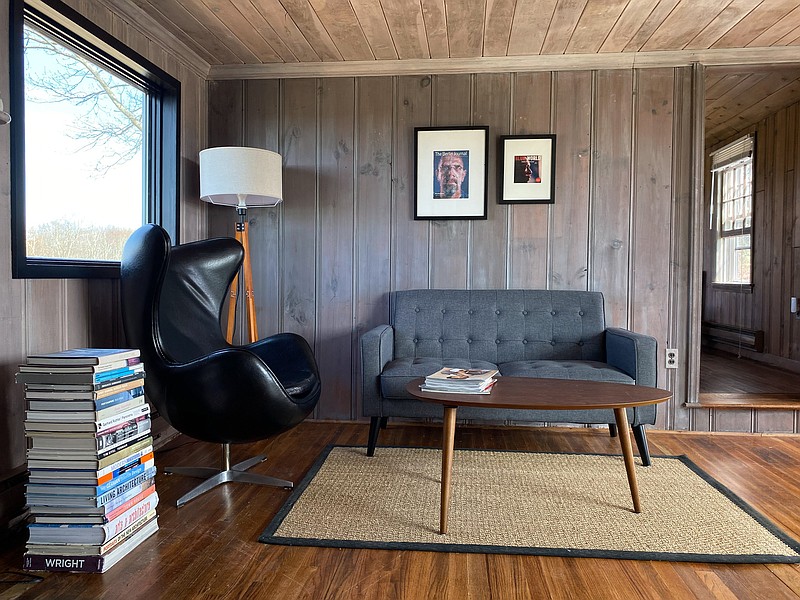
[361,289,658,464]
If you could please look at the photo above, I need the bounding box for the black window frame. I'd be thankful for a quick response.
[9,0,180,279]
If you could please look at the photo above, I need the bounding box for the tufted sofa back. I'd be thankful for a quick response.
[391,289,607,364]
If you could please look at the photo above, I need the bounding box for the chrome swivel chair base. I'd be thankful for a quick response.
[166,443,293,507]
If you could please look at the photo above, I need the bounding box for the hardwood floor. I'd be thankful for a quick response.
[2,421,800,599]
[700,348,800,395]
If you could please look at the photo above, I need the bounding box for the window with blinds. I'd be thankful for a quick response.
[709,134,754,286]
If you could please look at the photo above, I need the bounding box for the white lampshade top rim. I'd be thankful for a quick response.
[199,146,283,207]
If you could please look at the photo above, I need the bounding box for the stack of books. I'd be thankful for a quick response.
[17,348,159,573]
[420,368,499,394]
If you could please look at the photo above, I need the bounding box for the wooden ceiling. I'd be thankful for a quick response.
[103,0,800,69]
[93,0,800,144]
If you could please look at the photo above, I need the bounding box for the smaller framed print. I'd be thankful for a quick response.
[414,126,489,219]
[498,134,556,204]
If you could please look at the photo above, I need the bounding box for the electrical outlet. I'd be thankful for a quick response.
[665,348,678,369]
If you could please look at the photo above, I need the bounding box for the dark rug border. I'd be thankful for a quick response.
[259,445,800,564]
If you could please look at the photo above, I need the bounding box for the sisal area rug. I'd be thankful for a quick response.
[259,446,800,563]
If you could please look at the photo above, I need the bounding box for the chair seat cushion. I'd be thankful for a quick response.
[498,360,634,383]
[380,357,499,399]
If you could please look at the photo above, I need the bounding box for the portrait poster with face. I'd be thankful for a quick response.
[414,127,488,220]
[499,135,556,204]
[433,151,469,199]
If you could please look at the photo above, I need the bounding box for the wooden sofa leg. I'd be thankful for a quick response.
[367,417,382,457]
[608,423,617,438]
[633,425,652,467]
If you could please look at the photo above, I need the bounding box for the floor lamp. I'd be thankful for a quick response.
[199,146,283,344]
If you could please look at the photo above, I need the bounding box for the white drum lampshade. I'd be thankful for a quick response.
[199,146,283,208]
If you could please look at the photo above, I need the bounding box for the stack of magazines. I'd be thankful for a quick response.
[420,368,499,394]
[17,348,159,573]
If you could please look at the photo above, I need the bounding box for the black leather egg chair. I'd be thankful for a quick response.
[120,224,321,507]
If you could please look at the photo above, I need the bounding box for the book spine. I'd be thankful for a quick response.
[101,492,159,541]
[98,446,153,480]
[96,467,156,506]
[94,386,144,411]
[97,450,154,485]
[104,485,156,522]
[97,430,152,459]
[96,404,150,432]
[102,479,155,515]
[94,397,146,421]
[97,418,151,452]
[96,459,154,495]
[22,554,104,573]
[94,365,145,383]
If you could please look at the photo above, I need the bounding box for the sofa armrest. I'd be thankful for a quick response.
[361,325,395,417]
[605,327,658,387]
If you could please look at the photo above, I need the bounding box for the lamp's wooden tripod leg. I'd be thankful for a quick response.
[225,228,243,344]
[240,222,258,343]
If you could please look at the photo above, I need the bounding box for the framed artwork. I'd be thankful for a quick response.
[414,126,489,220]
[498,134,556,204]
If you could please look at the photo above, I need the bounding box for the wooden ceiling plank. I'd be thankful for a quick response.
[709,73,800,123]
[112,0,235,65]
[541,0,590,55]
[384,0,431,59]
[446,0,486,58]
[307,0,374,61]
[705,73,750,101]
[705,72,770,117]
[599,0,660,52]
[566,0,629,54]
[349,0,399,60]
[622,0,682,52]
[176,0,262,63]
[249,0,321,62]
[776,22,800,45]
[713,0,800,48]
[750,4,800,46]
[278,0,344,61]
[198,0,284,63]
[709,77,800,140]
[641,0,733,51]
[683,0,763,50]
[227,0,299,62]
[506,0,558,56]
[483,0,517,57]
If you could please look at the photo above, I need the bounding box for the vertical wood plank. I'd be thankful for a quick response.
[244,79,281,338]
[590,70,633,328]
[430,74,471,290]
[631,68,674,391]
[510,72,552,290]
[180,69,207,244]
[354,76,394,420]
[670,66,695,430]
[317,78,356,420]
[393,76,432,291]
[281,79,318,344]
[472,73,511,289]
[770,109,787,356]
[207,80,244,340]
[780,105,796,359]
[550,71,592,290]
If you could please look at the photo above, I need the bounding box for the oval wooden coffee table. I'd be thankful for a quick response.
[406,377,671,534]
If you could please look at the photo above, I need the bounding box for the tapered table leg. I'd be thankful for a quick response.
[440,406,457,534]
[614,407,641,513]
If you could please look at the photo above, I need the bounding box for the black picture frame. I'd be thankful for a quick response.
[414,126,489,219]
[498,134,556,204]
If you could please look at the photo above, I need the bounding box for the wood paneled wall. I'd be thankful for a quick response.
[703,100,800,367]
[208,68,694,431]
[0,0,208,513]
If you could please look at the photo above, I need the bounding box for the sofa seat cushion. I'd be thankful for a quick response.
[381,357,499,399]
[498,360,634,383]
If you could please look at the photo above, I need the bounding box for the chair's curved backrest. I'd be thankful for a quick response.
[119,225,241,417]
